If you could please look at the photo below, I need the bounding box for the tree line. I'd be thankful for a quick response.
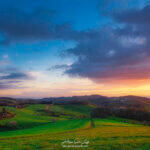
[91,107,150,122]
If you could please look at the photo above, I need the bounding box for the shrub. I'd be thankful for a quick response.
[51,118,56,123]
[8,121,17,127]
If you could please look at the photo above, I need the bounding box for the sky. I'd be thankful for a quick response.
[0,0,150,98]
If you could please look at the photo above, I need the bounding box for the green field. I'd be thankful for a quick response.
[0,104,150,150]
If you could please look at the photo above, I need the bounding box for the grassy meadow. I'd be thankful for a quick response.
[0,104,150,150]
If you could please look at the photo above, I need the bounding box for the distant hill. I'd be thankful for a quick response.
[0,97,38,107]
[40,95,150,112]
[1,95,150,112]
[40,95,108,103]
[108,96,150,112]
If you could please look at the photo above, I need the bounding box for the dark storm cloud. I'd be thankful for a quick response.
[112,5,150,41]
[59,4,150,83]
[1,0,150,84]
[112,5,150,24]
[0,6,79,45]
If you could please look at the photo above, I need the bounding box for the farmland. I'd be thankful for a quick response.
[0,103,150,150]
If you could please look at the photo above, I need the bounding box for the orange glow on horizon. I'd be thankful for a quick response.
[0,75,150,98]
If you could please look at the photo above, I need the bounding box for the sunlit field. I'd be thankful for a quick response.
[0,104,150,150]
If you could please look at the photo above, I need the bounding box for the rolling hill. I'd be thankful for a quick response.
[0,103,150,150]
[1,95,150,110]
[0,95,150,149]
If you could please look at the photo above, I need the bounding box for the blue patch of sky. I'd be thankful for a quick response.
[0,40,76,71]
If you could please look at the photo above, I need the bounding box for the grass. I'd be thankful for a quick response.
[0,119,90,137]
[94,117,142,127]
[0,120,150,150]
[0,104,94,130]
[0,104,55,130]
[0,104,150,150]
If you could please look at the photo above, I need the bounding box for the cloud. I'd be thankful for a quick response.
[98,0,148,15]
[0,72,33,80]
[0,82,12,89]
[2,54,8,59]
[0,60,9,67]
[2,1,150,86]
[58,4,150,84]
[0,67,34,89]
[112,5,150,38]
[112,5,150,24]
[0,81,21,89]
[49,64,71,71]
[0,6,79,45]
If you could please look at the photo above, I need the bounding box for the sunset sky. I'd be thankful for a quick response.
[0,0,150,98]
